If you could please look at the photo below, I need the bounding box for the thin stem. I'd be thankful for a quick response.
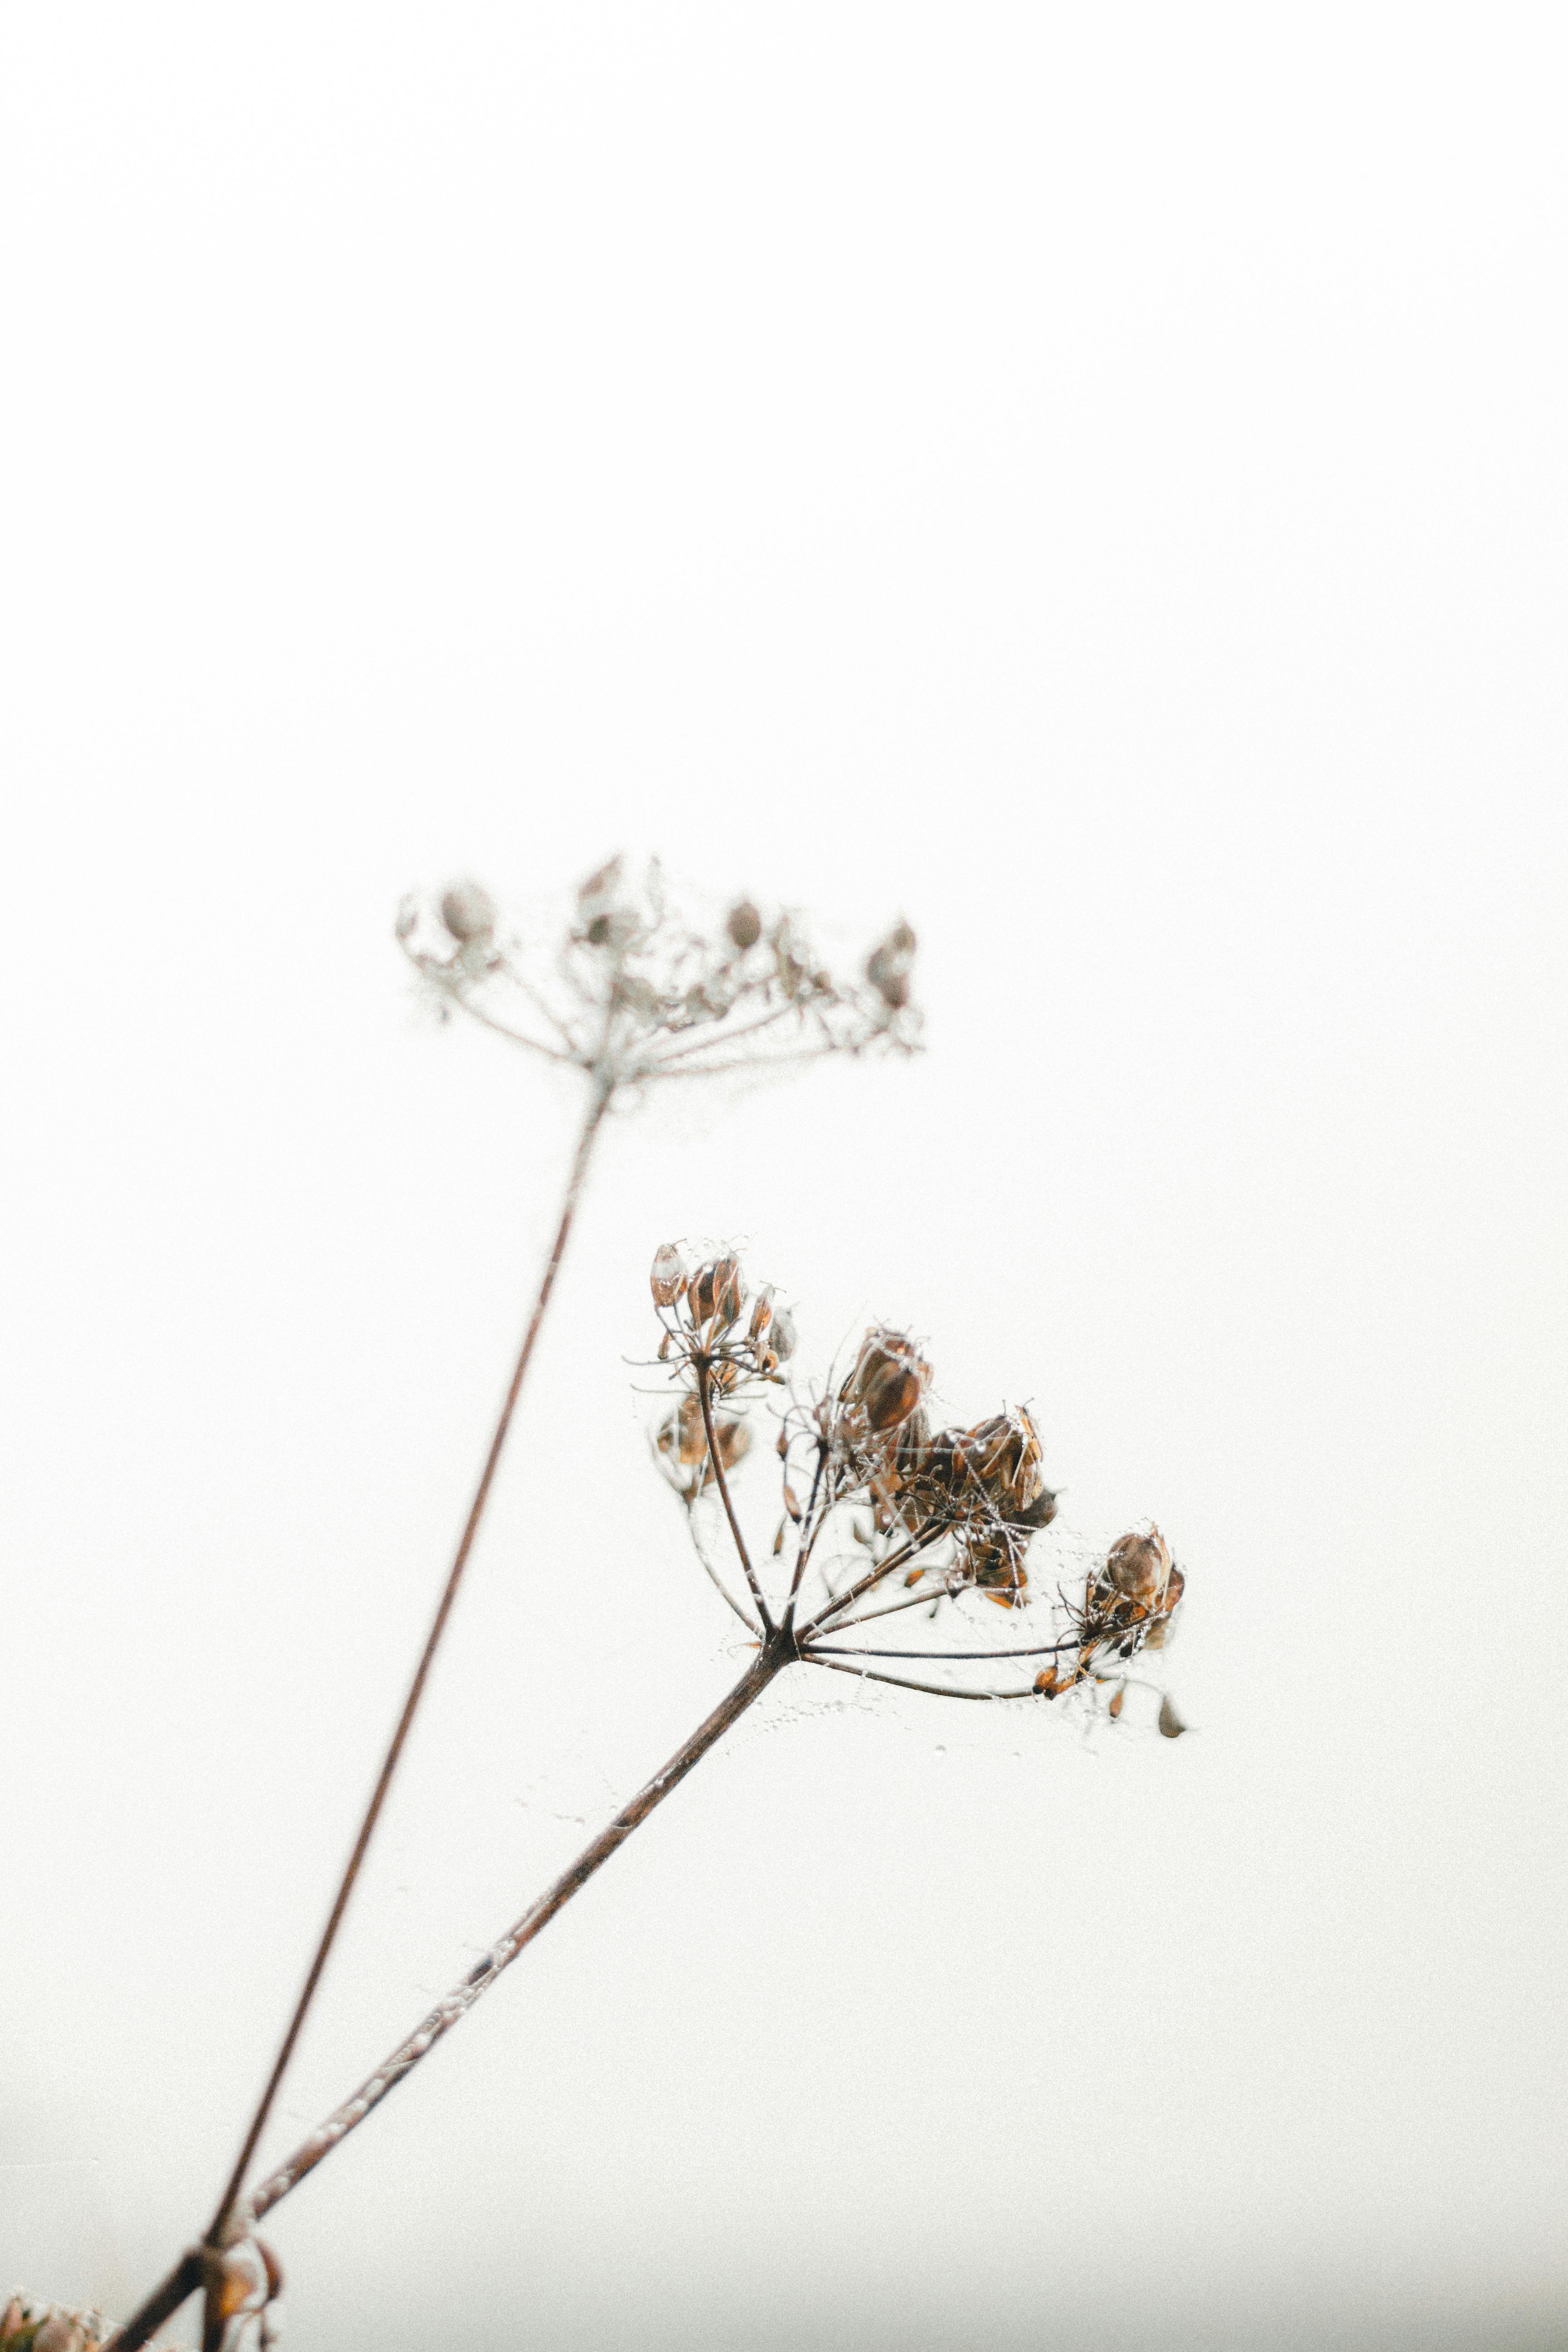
[205,1078,612,2247]
[441,990,576,1063]
[808,1632,1095,1663]
[797,1521,952,1639]
[816,1582,953,1633]
[696,1365,773,1632]
[647,1000,799,1066]
[102,2250,203,2352]
[804,1654,1041,1703]
[781,1441,829,1627]
[247,1650,785,2221]
[686,1504,764,1634]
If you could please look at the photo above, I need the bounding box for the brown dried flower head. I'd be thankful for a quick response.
[643,1247,1190,1729]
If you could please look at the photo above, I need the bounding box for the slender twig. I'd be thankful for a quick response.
[202,1079,612,2248]
[696,1365,773,1632]
[103,2250,203,2352]
[781,1441,830,1625]
[246,1650,786,2223]
[814,1582,953,1633]
[648,1001,799,1066]
[686,1505,765,1634]
[804,1654,1039,1702]
[808,1632,1096,1662]
[434,990,576,1063]
[797,1521,953,1638]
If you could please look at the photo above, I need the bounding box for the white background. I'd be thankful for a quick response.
[2,6,1565,2346]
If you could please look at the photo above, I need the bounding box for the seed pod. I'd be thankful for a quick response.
[852,1330,928,1433]
[1107,1528,1173,1605]
[1143,1564,1186,1649]
[769,1305,797,1362]
[709,1255,745,1327]
[650,1243,685,1306]
[865,920,916,1009]
[863,1357,922,1431]
[726,898,762,951]
[440,880,496,946]
[687,1263,718,1324]
[1034,1666,1060,1697]
[748,1286,774,1343]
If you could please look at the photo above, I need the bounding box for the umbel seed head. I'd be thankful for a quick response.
[440,880,496,946]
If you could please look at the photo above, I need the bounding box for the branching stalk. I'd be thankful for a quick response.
[247,1648,785,2221]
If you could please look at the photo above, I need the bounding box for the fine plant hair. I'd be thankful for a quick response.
[69,860,918,2352]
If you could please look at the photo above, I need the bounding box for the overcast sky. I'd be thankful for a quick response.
[3,6,1566,2347]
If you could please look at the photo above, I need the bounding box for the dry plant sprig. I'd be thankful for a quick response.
[101,1246,1195,2333]
[105,864,920,2352]
[397,856,920,1085]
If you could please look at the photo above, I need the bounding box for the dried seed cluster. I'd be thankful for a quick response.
[649,1246,795,1504]
[397,856,921,1089]
[644,1246,1191,1728]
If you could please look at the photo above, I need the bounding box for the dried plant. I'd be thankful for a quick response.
[103,1235,1190,2349]
[96,862,918,2352]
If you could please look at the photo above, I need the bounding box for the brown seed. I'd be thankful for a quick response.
[710,1255,745,1326]
[1107,1528,1173,1604]
[863,1359,922,1431]
[1158,1694,1188,1740]
[748,1286,774,1342]
[650,1243,685,1306]
[1107,1686,1126,1720]
[726,898,763,951]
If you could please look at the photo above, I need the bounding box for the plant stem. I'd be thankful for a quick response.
[247,1646,786,2221]
[696,1364,773,1631]
[211,1080,611,2234]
